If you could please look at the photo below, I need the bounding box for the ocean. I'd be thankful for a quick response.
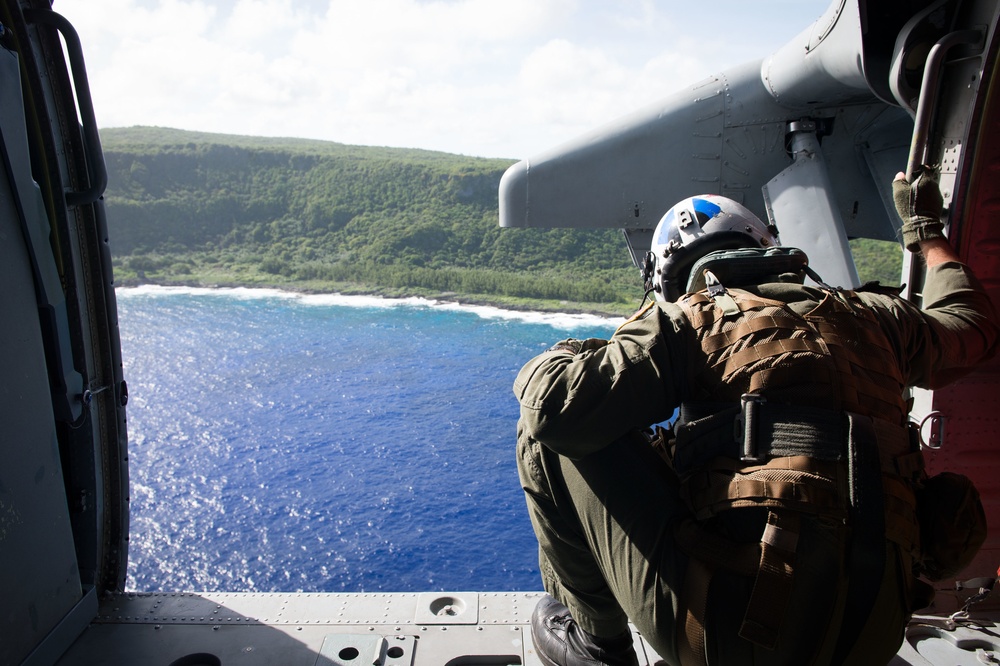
[116,286,622,594]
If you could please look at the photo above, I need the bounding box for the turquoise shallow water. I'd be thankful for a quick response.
[116,286,621,593]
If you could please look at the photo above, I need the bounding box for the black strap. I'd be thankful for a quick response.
[673,401,847,475]
[831,412,887,663]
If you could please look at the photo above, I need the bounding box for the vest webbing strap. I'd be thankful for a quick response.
[739,510,801,650]
[681,290,788,330]
[699,314,806,354]
[720,338,829,378]
[675,510,805,660]
[679,452,918,553]
[824,349,911,414]
[680,455,848,521]
[809,316,900,377]
[746,362,833,396]
[678,556,713,666]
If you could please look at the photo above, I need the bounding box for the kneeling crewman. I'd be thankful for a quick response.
[513,172,997,665]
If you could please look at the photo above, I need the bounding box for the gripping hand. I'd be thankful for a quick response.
[893,168,945,252]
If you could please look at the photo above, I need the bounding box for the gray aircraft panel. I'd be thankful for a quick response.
[498,0,925,279]
[499,61,908,274]
[761,0,873,109]
[499,59,794,234]
[53,591,1000,665]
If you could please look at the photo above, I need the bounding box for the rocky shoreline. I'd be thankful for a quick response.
[114,275,639,319]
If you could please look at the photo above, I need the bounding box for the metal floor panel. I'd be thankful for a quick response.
[56,591,663,666]
[56,591,1000,665]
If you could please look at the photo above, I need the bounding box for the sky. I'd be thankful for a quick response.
[55,0,833,159]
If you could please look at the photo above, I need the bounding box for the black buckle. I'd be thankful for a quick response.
[735,393,767,462]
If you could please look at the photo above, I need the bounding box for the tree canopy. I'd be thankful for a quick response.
[101,126,901,315]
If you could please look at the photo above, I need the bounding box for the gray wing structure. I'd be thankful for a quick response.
[499,0,995,291]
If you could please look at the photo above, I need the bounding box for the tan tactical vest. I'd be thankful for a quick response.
[677,286,908,423]
[669,283,923,664]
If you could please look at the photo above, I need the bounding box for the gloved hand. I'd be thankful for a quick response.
[546,339,582,354]
[893,168,945,252]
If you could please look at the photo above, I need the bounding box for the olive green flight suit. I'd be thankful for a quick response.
[514,261,997,665]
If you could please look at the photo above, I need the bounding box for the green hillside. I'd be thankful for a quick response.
[100,127,902,315]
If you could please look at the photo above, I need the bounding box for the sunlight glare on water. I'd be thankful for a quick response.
[116,286,622,593]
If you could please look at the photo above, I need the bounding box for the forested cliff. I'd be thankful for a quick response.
[101,127,900,314]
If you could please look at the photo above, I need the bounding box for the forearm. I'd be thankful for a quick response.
[918,237,960,268]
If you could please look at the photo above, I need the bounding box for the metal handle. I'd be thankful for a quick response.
[905,29,984,181]
[23,8,108,206]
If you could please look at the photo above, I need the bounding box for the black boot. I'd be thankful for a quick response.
[530,595,640,666]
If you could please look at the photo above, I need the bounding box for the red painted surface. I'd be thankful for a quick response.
[925,43,1000,608]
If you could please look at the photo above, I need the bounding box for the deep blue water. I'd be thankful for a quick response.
[116,286,621,594]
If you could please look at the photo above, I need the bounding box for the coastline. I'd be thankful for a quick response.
[114,277,632,328]
[114,275,639,321]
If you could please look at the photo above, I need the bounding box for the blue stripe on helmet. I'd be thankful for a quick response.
[655,210,676,244]
[691,197,721,221]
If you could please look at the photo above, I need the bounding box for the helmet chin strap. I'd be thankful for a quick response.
[640,250,657,294]
[802,265,835,291]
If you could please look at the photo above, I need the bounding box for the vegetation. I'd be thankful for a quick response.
[850,238,904,288]
[101,127,903,316]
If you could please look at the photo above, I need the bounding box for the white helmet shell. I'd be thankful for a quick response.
[646,195,779,302]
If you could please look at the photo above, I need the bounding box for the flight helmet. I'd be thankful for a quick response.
[643,195,780,302]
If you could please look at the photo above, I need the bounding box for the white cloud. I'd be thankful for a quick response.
[222,0,305,47]
[54,0,830,157]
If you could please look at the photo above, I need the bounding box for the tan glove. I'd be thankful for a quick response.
[893,168,945,252]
